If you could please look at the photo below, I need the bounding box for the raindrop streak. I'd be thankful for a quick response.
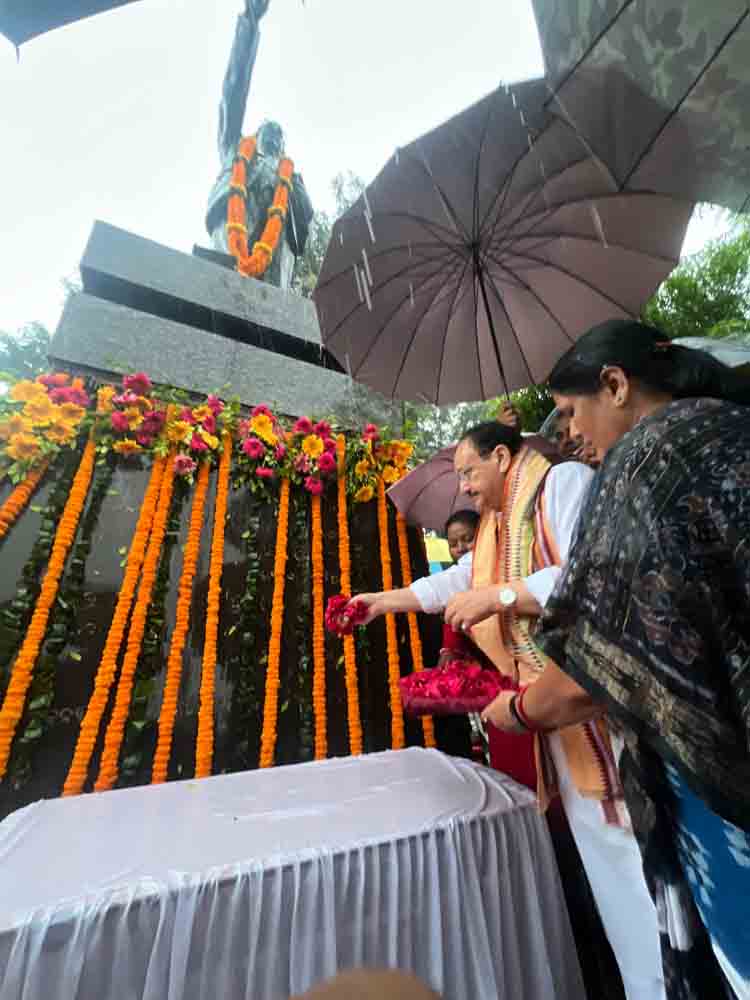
[339,231,344,246]
[394,148,400,165]
[589,202,608,247]
[361,248,373,287]
[353,264,363,303]
[362,189,372,218]
[364,213,376,244]
[361,268,373,311]
[409,282,415,308]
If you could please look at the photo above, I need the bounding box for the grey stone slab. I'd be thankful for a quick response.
[50,293,398,425]
[81,221,322,346]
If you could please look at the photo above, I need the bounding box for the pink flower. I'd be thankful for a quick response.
[304,476,323,495]
[112,391,139,407]
[135,431,154,448]
[110,411,130,433]
[318,450,336,474]
[50,386,91,407]
[362,423,380,442]
[123,372,152,396]
[293,416,314,435]
[294,454,311,474]
[242,437,265,459]
[323,437,337,453]
[174,454,197,476]
[180,407,196,425]
[190,433,208,452]
[141,409,166,435]
[37,373,68,388]
[256,465,275,480]
[313,420,332,437]
[274,443,287,460]
[251,404,272,418]
[201,413,217,434]
[207,394,224,415]
[324,594,368,635]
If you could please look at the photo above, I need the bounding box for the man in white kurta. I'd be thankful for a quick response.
[357,421,665,1000]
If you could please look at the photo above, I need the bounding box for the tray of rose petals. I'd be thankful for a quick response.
[399,660,514,716]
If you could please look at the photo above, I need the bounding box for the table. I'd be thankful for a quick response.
[0,748,584,999]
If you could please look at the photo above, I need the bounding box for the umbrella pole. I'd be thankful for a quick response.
[476,265,510,400]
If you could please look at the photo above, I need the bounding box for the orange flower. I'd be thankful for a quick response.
[122,405,144,430]
[195,435,233,779]
[152,460,211,783]
[192,405,211,423]
[336,436,363,755]
[57,402,87,425]
[9,380,47,404]
[258,477,291,768]
[94,453,177,791]
[113,438,142,455]
[0,412,33,439]
[97,386,116,413]
[23,396,58,426]
[6,432,40,463]
[311,492,327,760]
[396,513,435,748]
[381,464,401,485]
[377,479,405,749]
[46,421,77,445]
[167,420,192,444]
[0,439,96,779]
[62,457,166,796]
[0,461,48,541]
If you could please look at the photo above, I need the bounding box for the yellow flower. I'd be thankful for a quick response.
[57,402,86,425]
[192,405,212,422]
[301,434,324,458]
[97,386,116,413]
[249,412,278,446]
[391,440,413,467]
[123,405,144,430]
[9,381,48,404]
[354,484,375,504]
[6,432,41,462]
[381,464,401,484]
[354,459,371,479]
[199,429,219,450]
[113,438,142,455]
[167,420,192,443]
[46,422,77,445]
[23,396,58,426]
[0,413,33,439]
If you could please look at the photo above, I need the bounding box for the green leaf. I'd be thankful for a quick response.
[69,650,82,662]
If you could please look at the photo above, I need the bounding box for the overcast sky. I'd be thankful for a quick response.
[0,0,729,337]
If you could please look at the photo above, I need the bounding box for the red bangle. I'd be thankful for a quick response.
[515,686,545,732]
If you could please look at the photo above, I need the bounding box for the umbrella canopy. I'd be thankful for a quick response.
[314,80,693,405]
[0,1,141,47]
[387,446,474,535]
[531,0,750,213]
[673,335,750,371]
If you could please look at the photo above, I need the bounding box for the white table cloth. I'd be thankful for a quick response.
[0,748,584,999]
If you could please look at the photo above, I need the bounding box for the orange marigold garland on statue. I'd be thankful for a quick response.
[226,135,294,279]
[0,460,48,540]
[0,439,96,780]
[376,479,405,750]
[151,460,211,784]
[396,512,436,749]
[258,477,291,768]
[62,456,166,796]
[336,435,362,755]
[94,453,177,791]
[311,491,327,760]
[195,435,233,778]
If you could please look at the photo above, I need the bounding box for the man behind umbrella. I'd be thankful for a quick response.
[354,422,664,1000]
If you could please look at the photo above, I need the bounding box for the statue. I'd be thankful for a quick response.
[206,0,314,289]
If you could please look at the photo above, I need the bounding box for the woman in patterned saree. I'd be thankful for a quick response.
[489,319,750,999]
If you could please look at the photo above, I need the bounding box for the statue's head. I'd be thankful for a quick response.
[257,120,285,159]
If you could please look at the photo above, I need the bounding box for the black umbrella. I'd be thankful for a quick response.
[531,0,750,213]
[0,1,142,48]
[314,80,692,405]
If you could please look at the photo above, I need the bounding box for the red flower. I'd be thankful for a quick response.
[293,416,314,435]
[180,407,196,425]
[174,454,197,476]
[251,404,272,418]
[207,394,224,415]
[362,423,380,442]
[318,451,336,474]
[274,443,287,460]
[201,413,217,434]
[324,594,368,635]
[123,372,152,396]
[110,411,130,433]
[190,433,209,452]
[304,476,323,495]
[141,409,166,435]
[323,437,337,453]
[313,420,332,437]
[135,431,154,448]
[256,465,275,479]
[50,386,91,407]
[37,373,69,388]
[242,437,265,459]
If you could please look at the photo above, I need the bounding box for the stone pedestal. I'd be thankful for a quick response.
[50,221,397,423]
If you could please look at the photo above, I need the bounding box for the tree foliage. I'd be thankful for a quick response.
[0,322,52,381]
[643,216,750,340]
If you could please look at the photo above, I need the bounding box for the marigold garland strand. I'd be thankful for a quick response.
[151,460,211,784]
[0,439,96,780]
[195,436,232,778]
[396,512,436,749]
[62,456,166,796]
[376,479,405,749]
[258,477,290,768]
[0,461,49,541]
[94,453,177,791]
[311,492,327,760]
[336,436,362,755]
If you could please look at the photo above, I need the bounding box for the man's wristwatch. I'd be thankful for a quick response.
[498,586,518,610]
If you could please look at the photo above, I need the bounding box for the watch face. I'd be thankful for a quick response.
[499,587,517,608]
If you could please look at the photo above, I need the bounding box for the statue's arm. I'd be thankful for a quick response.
[217,2,269,162]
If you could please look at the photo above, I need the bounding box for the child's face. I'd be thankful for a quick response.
[446,520,475,563]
